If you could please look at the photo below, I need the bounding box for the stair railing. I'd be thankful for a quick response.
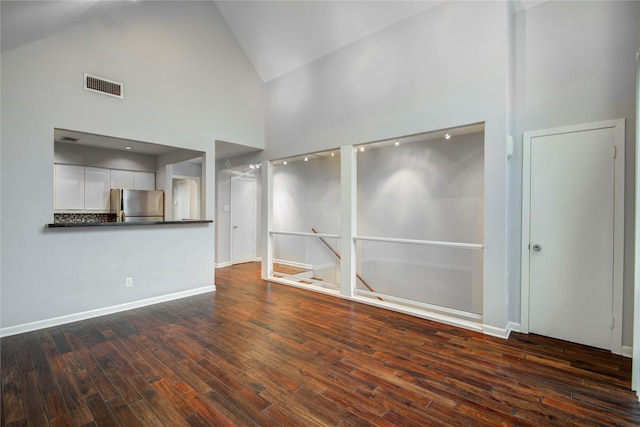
[311,227,382,301]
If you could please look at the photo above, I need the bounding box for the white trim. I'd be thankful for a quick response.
[216,258,261,268]
[273,259,313,270]
[0,286,215,338]
[261,162,274,281]
[340,145,357,298]
[521,119,625,355]
[270,230,340,239]
[355,288,482,322]
[633,48,640,395]
[355,235,484,250]
[623,345,633,359]
[483,325,511,339]
[268,276,341,296]
[484,322,520,339]
[352,295,483,333]
[267,276,483,333]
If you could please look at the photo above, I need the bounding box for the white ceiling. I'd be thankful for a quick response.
[215,1,443,82]
[1,0,444,81]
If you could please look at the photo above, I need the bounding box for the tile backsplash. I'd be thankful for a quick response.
[54,213,117,224]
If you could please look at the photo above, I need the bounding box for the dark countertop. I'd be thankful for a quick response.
[46,219,213,228]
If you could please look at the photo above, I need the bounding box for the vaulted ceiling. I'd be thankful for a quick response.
[1,1,547,82]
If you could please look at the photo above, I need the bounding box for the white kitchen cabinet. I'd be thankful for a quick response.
[54,164,85,210]
[110,169,134,189]
[134,171,156,190]
[84,167,111,210]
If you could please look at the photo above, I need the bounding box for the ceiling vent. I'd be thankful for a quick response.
[84,73,123,99]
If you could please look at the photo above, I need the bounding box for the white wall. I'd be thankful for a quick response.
[511,0,639,346]
[263,1,510,333]
[0,1,264,332]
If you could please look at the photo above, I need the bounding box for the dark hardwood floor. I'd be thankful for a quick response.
[2,261,639,426]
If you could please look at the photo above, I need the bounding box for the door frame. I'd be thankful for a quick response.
[230,176,257,264]
[520,119,625,355]
[172,175,201,220]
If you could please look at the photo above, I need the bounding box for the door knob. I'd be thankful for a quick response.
[532,243,542,252]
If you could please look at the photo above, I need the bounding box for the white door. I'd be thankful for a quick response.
[527,126,617,350]
[172,178,199,220]
[231,177,257,264]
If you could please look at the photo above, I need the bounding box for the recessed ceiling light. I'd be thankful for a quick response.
[304,156,308,162]
[445,133,451,140]
[125,146,132,150]
[359,147,365,152]
[394,141,400,146]
[331,152,335,157]
[283,160,287,165]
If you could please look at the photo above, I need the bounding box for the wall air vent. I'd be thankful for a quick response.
[84,73,123,99]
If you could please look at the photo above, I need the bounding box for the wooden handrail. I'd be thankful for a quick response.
[311,228,383,301]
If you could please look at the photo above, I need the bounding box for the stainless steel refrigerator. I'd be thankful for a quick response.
[110,189,164,222]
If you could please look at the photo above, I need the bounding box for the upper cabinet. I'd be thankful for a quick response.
[134,171,156,190]
[110,169,134,190]
[84,167,111,210]
[54,164,85,210]
[110,170,155,190]
[55,165,156,211]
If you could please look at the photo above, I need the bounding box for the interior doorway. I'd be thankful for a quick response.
[231,177,257,264]
[521,119,625,353]
[172,177,200,220]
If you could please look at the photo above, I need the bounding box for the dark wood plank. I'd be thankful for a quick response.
[1,366,26,424]
[127,399,165,427]
[86,393,119,427]
[1,262,639,426]
[107,396,144,427]
[20,371,48,427]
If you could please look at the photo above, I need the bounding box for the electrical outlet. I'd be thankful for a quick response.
[126,277,133,287]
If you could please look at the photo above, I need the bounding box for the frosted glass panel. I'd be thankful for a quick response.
[356,127,484,315]
[272,234,340,291]
[356,240,483,314]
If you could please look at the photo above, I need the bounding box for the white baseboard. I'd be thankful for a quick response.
[273,259,313,270]
[215,262,232,268]
[622,345,633,358]
[483,321,521,339]
[0,285,216,338]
